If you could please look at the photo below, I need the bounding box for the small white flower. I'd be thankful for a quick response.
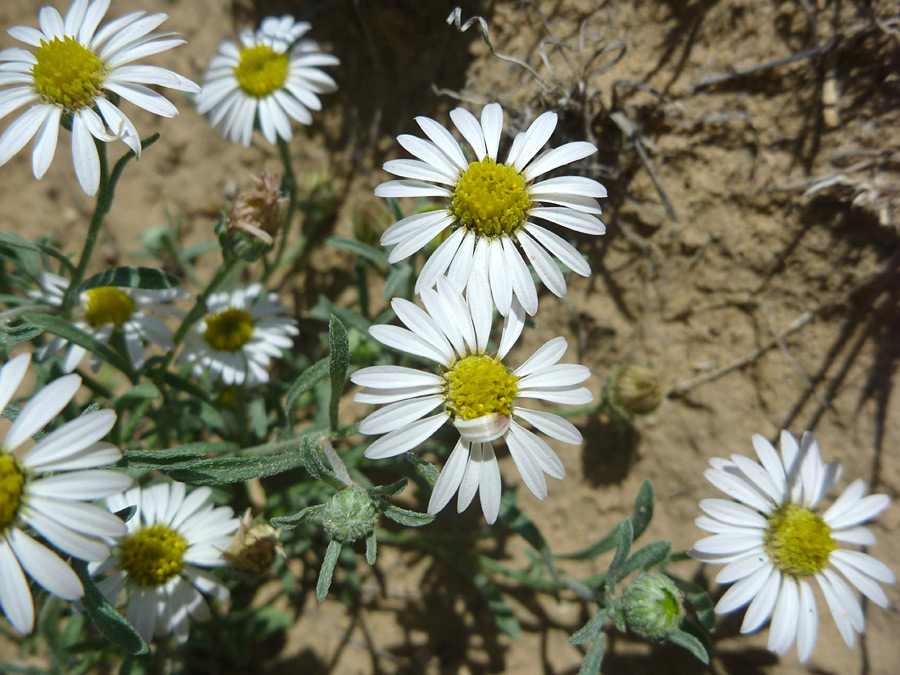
[0,352,131,635]
[178,283,298,385]
[29,271,186,373]
[375,102,607,316]
[91,482,239,643]
[690,431,896,663]
[195,15,339,146]
[0,0,200,195]
[351,275,592,524]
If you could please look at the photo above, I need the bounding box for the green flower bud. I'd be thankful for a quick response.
[322,486,378,542]
[623,572,685,640]
[605,364,664,418]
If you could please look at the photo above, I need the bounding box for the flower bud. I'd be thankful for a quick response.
[322,485,378,542]
[623,572,685,640]
[223,509,285,575]
[351,198,392,246]
[605,364,664,418]
[226,172,284,245]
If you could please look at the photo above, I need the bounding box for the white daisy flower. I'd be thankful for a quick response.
[195,15,339,146]
[177,283,298,385]
[351,275,592,524]
[690,431,896,663]
[29,271,186,373]
[0,0,200,196]
[91,482,239,643]
[375,102,607,316]
[0,352,131,635]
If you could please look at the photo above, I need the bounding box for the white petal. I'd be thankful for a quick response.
[415,227,465,294]
[715,563,772,615]
[506,422,565,479]
[767,577,800,654]
[0,352,30,414]
[510,111,556,171]
[478,443,502,524]
[502,237,537,315]
[831,526,876,546]
[497,297,526,360]
[375,179,450,199]
[71,113,100,196]
[8,529,83,600]
[0,105,48,169]
[515,385,593,406]
[826,492,891,530]
[506,427,547,500]
[383,158,457,184]
[730,453,783,504]
[369,325,449,365]
[530,207,605,235]
[454,414,511,444]
[816,569,861,647]
[829,555,890,608]
[488,239,512,316]
[396,134,459,176]
[704,467,774,514]
[751,434,787,496]
[446,231,476,291]
[699,499,768,529]
[104,81,177,117]
[514,336,567,377]
[450,107,486,160]
[31,106,61,179]
[513,407,582,444]
[381,209,453,246]
[26,469,133,500]
[22,410,117,470]
[427,440,469,516]
[28,497,126,537]
[480,103,503,160]
[822,479,868,524]
[524,141,595,179]
[391,298,454,363]
[741,568,780,633]
[457,442,483,512]
[524,222,591,276]
[517,363,591,390]
[715,552,769,584]
[18,507,108,562]
[692,532,765,557]
[0,537,34,634]
[351,366,442,389]
[829,549,896,584]
[516,230,566,297]
[529,175,607,199]
[415,115,468,170]
[363,413,449,459]
[6,374,81,451]
[796,580,818,662]
[358,395,443,435]
[466,268,493,353]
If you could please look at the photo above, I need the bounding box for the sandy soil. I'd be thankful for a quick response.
[1,0,899,674]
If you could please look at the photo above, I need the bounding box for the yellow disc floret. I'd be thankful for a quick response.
[83,287,135,327]
[444,354,519,421]
[204,308,255,352]
[119,524,188,587]
[233,45,289,98]
[0,452,26,533]
[32,36,106,110]
[765,504,836,578]
[450,158,531,238]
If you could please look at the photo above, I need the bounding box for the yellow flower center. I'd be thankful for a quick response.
[204,308,255,352]
[233,45,289,98]
[83,287,135,327]
[0,452,26,533]
[119,524,188,587]
[31,36,107,110]
[443,354,519,421]
[765,504,836,577]
[450,158,531,238]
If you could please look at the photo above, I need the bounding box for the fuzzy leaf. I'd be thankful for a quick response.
[405,452,440,483]
[578,632,606,675]
[270,504,324,530]
[328,315,350,431]
[666,627,709,664]
[327,236,389,265]
[21,312,133,376]
[472,569,519,638]
[605,518,633,594]
[381,504,434,527]
[621,540,672,578]
[316,540,342,602]
[71,561,148,655]
[285,357,330,415]
[79,266,180,291]
[569,607,609,645]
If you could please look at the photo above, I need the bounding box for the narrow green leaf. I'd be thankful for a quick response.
[569,607,609,645]
[123,441,235,462]
[327,236,389,265]
[328,315,349,431]
[605,517,633,594]
[79,266,181,292]
[383,264,411,299]
[166,451,306,484]
[405,452,439,483]
[299,436,347,490]
[471,569,519,638]
[21,312,134,376]
[71,561,148,655]
[381,504,434,527]
[316,539,342,602]
[249,397,268,438]
[0,232,75,273]
[497,493,549,555]
[366,479,407,498]
[578,632,606,675]
[285,356,329,415]
[385,197,404,220]
[1,324,43,352]
[666,627,709,664]
[632,480,654,540]
[270,504,324,530]
[114,382,160,409]
[620,540,672,578]
[670,576,716,632]
[365,531,377,565]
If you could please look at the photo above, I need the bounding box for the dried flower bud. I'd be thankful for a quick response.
[605,364,664,418]
[351,198,392,246]
[322,485,377,542]
[226,172,284,245]
[223,508,285,575]
[623,572,685,640]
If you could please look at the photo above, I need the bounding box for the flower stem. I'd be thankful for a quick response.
[62,134,160,312]
[267,137,298,278]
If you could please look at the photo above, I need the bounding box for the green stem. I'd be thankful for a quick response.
[63,134,160,312]
[153,258,240,388]
[267,137,298,278]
